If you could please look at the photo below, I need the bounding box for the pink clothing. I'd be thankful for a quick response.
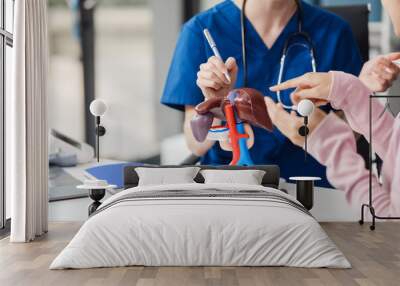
[308,71,400,216]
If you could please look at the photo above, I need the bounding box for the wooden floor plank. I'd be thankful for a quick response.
[0,222,399,286]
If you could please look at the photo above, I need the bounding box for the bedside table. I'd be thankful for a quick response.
[289,177,321,211]
[77,180,117,215]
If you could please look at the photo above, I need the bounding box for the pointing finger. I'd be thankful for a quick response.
[386,52,400,62]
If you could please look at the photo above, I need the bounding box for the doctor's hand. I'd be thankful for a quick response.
[269,72,332,107]
[196,56,238,99]
[264,97,327,147]
[219,123,255,151]
[359,53,400,92]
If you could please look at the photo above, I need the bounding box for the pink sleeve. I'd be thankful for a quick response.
[382,119,400,186]
[328,71,394,159]
[308,113,391,216]
[385,118,400,215]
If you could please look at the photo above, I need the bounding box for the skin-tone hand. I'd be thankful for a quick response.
[196,56,238,99]
[381,0,400,37]
[359,52,400,92]
[264,97,327,147]
[219,123,255,151]
[186,56,238,156]
[269,72,332,106]
[269,53,400,107]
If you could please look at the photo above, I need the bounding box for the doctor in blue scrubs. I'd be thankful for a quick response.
[161,0,362,188]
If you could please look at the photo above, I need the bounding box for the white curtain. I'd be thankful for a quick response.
[7,0,49,242]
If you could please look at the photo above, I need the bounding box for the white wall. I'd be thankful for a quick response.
[95,7,159,161]
[150,0,184,141]
[200,0,223,11]
[48,6,160,161]
[48,8,85,142]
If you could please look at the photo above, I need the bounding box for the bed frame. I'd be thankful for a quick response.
[123,165,280,189]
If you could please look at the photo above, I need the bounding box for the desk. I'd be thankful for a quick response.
[49,159,124,221]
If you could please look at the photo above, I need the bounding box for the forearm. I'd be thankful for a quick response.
[329,71,394,159]
[308,113,391,216]
[184,106,217,156]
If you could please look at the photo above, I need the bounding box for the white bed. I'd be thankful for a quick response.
[50,183,350,269]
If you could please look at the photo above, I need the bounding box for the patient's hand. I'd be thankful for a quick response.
[269,72,332,106]
[264,97,327,147]
[359,53,400,92]
[196,56,238,99]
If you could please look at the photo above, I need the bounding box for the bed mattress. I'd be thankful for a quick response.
[50,183,350,269]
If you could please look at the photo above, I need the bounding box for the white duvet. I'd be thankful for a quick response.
[50,183,350,269]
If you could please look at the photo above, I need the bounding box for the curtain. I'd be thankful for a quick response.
[7,0,49,242]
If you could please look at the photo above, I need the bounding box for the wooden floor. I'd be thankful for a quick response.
[0,222,400,286]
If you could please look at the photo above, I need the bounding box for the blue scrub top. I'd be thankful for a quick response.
[161,0,362,188]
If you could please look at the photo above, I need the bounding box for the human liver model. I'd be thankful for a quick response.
[190,88,273,166]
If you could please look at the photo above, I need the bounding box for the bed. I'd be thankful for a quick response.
[50,165,350,269]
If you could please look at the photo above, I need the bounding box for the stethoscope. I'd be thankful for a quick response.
[240,0,316,118]
[240,0,316,159]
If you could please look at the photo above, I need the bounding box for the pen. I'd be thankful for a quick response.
[203,28,232,84]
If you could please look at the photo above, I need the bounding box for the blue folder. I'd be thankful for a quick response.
[85,162,144,189]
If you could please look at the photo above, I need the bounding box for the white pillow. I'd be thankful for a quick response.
[200,169,266,185]
[135,167,200,186]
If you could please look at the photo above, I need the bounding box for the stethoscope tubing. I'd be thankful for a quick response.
[241,0,317,111]
[276,48,317,110]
